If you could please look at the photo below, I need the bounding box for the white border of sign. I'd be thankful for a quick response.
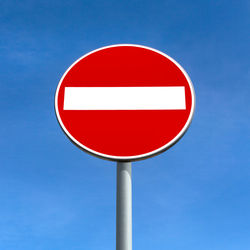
[55,44,195,162]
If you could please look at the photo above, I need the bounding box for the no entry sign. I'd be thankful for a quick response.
[55,44,195,161]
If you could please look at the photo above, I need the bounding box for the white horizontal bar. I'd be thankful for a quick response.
[64,87,186,110]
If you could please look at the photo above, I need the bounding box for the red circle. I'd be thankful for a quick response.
[55,45,195,161]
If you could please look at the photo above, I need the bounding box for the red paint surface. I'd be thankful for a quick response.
[56,46,193,158]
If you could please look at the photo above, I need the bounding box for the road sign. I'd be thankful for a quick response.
[55,44,195,161]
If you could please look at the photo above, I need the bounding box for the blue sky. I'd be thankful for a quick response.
[1,0,250,249]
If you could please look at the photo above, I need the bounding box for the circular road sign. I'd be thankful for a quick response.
[55,44,195,161]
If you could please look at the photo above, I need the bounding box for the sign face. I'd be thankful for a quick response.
[55,44,195,161]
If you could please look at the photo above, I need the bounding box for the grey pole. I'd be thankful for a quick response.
[116,161,132,250]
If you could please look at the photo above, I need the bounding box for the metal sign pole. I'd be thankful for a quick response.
[116,161,132,250]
